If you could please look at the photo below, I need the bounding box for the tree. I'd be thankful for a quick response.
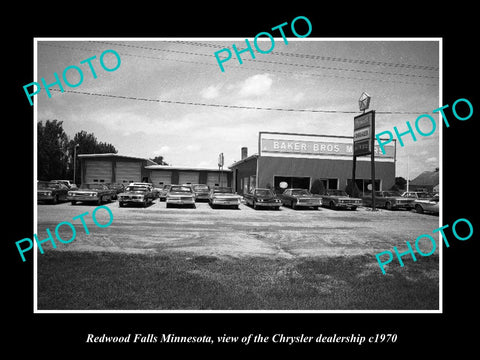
[390,177,407,191]
[345,180,361,198]
[68,131,118,184]
[310,179,326,195]
[37,120,69,180]
[150,155,169,165]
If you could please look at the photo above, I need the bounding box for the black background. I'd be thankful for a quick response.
[6,4,477,356]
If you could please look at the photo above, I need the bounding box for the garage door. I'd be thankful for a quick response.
[207,172,228,187]
[85,160,112,183]
[116,161,142,184]
[150,171,172,186]
[178,171,199,185]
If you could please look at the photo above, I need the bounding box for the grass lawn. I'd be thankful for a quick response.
[37,251,439,310]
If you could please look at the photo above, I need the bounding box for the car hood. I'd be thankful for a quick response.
[213,193,240,198]
[71,189,99,194]
[168,191,194,196]
[119,191,147,196]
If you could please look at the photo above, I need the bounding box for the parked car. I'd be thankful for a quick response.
[244,188,282,210]
[401,191,431,200]
[118,184,155,207]
[413,194,439,215]
[51,179,78,190]
[67,183,114,205]
[159,184,172,201]
[37,181,69,204]
[362,191,414,210]
[321,189,362,210]
[208,187,242,209]
[280,188,322,210]
[192,184,210,202]
[166,185,196,208]
[105,183,125,200]
[129,182,159,199]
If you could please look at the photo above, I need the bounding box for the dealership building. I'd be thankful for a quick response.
[78,153,232,187]
[229,132,396,195]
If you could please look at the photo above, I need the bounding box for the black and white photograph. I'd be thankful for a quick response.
[33,38,441,312]
[6,7,478,355]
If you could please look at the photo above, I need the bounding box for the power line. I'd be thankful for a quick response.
[48,88,432,115]
[41,43,437,87]
[172,40,439,71]
[91,41,439,80]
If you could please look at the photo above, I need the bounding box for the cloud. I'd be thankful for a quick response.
[154,145,171,155]
[238,73,273,97]
[200,85,222,99]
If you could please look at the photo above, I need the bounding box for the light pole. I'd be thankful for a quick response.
[73,144,79,186]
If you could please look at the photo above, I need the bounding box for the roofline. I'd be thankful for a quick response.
[145,165,232,172]
[78,153,157,165]
[228,154,259,169]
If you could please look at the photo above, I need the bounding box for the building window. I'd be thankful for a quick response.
[273,176,310,194]
[348,178,381,195]
[320,178,338,190]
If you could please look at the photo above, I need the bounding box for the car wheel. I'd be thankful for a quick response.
[292,200,297,210]
[71,201,76,205]
[385,202,392,210]
[97,197,102,205]
[313,206,319,210]
[415,204,424,214]
[166,203,170,208]
[253,201,257,210]
[351,206,357,211]
[119,202,124,208]
[275,207,280,210]
[329,201,336,210]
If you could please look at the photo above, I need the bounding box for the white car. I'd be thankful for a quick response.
[413,194,439,214]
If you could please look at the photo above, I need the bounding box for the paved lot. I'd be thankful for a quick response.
[36,199,440,259]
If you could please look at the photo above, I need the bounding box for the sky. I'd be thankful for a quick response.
[35,38,440,180]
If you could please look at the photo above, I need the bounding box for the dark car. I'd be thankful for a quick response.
[159,184,172,201]
[321,189,362,210]
[105,183,125,200]
[166,185,196,208]
[118,184,155,207]
[280,188,322,210]
[192,184,210,202]
[67,183,114,205]
[37,181,69,204]
[244,188,282,210]
[362,191,414,210]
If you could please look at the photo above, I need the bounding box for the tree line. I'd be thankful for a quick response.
[38,120,118,185]
[38,120,169,185]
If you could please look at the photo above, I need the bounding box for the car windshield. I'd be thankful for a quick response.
[255,189,273,196]
[193,185,209,191]
[291,189,311,196]
[327,190,347,196]
[170,186,192,193]
[417,193,431,199]
[213,187,233,194]
[38,182,60,189]
[81,184,105,190]
[126,186,148,192]
[163,185,171,190]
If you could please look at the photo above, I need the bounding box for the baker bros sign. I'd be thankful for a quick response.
[259,133,395,159]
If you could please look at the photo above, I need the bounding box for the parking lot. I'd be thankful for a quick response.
[36,199,440,258]
[36,199,440,310]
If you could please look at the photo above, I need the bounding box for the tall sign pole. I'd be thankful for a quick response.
[354,92,376,211]
[218,152,224,187]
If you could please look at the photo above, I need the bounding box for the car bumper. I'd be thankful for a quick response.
[119,198,146,204]
[166,198,195,204]
[212,199,241,205]
[296,201,322,207]
[254,201,282,207]
[336,202,360,209]
[67,195,100,202]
